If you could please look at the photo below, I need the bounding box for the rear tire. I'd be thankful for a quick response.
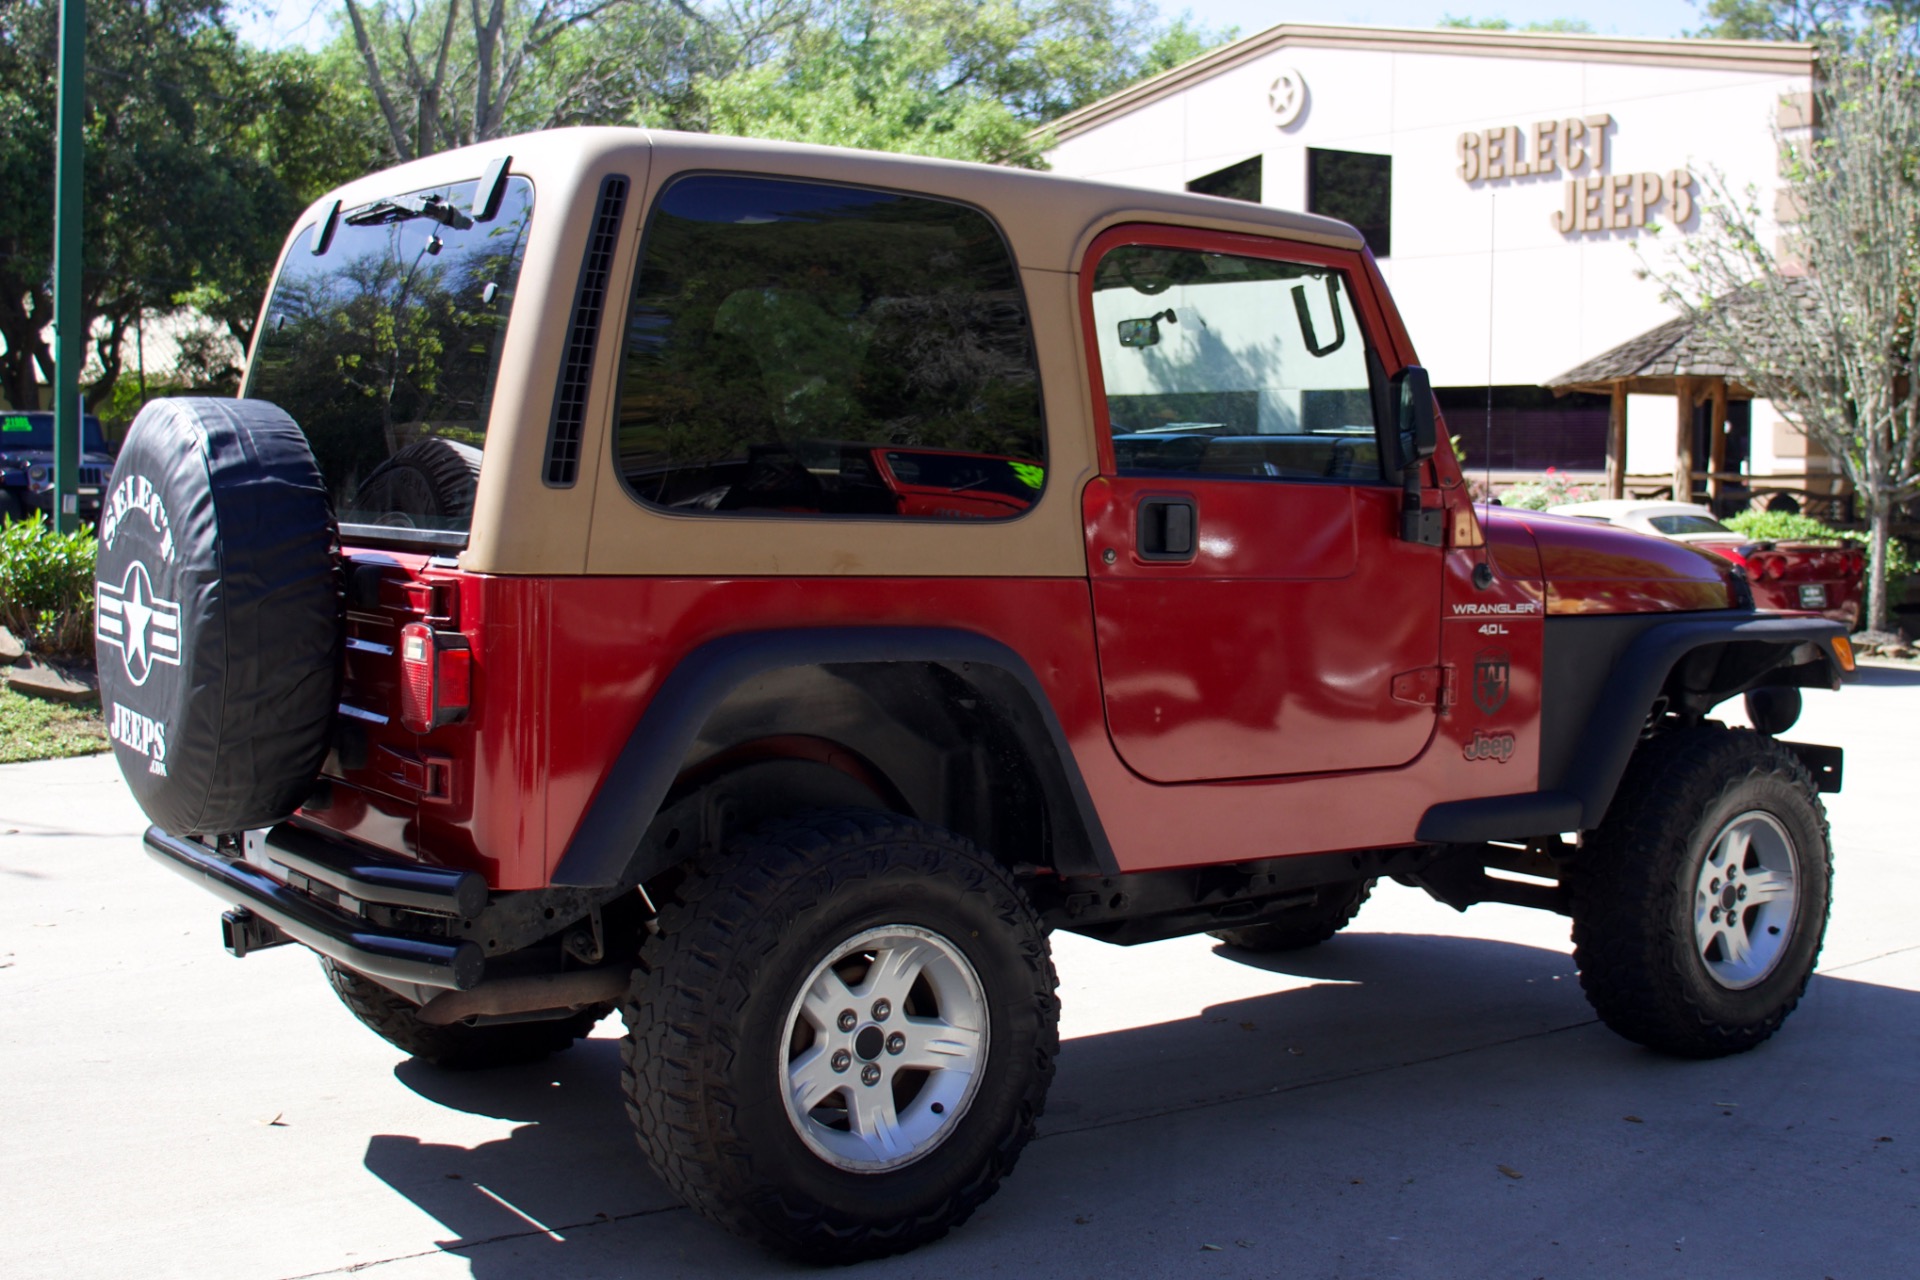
[623,809,1057,1263]
[1209,878,1374,952]
[321,959,610,1070]
[1567,726,1831,1058]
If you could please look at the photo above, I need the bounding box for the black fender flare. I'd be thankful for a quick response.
[549,627,1116,887]
[1418,611,1846,843]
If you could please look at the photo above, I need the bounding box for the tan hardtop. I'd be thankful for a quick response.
[282,127,1364,274]
[255,128,1370,579]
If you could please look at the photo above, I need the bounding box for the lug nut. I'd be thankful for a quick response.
[861,1063,881,1086]
[1710,878,1721,892]
[831,1049,851,1073]
[872,999,892,1021]
[837,1009,857,1032]
[1737,885,1748,900]
[1710,907,1721,922]
[886,1032,906,1055]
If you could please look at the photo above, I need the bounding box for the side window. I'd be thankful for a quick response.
[1091,244,1387,484]
[614,175,1046,519]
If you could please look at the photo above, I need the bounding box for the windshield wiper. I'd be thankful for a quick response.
[345,193,474,231]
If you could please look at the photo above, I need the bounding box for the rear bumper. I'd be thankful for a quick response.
[143,825,485,990]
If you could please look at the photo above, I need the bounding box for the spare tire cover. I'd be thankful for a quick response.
[96,398,341,836]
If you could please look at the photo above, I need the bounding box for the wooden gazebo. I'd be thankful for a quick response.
[1547,311,1751,504]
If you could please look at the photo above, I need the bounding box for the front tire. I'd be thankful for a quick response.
[623,809,1058,1263]
[1567,726,1831,1058]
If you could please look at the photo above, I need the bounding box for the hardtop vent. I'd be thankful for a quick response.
[545,174,628,487]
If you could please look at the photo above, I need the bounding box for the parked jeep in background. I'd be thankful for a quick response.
[99,131,1854,1263]
[0,411,113,525]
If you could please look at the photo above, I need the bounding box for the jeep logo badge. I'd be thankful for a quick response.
[1472,648,1511,716]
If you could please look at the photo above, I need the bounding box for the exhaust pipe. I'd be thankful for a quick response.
[417,967,630,1026]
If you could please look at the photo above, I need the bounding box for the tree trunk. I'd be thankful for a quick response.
[1866,494,1892,634]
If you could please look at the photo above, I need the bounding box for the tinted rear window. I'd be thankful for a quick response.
[245,176,534,546]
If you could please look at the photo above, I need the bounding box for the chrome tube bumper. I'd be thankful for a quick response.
[143,825,484,990]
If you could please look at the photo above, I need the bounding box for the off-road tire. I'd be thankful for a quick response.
[1209,878,1374,952]
[1567,725,1831,1058]
[321,958,611,1070]
[622,809,1058,1264]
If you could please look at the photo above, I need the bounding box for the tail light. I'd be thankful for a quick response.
[1753,554,1787,582]
[398,622,472,734]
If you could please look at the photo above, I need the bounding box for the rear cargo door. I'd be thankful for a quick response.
[1080,226,1444,783]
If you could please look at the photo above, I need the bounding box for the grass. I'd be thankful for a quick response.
[0,683,108,763]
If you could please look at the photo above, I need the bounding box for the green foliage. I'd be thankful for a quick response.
[1681,0,1919,41]
[0,514,97,656]
[696,0,1236,165]
[1723,510,1917,588]
[0,4,376,409]
[1497,469,1596,510]
[0,685,107,764]
[1437,15,1595,31]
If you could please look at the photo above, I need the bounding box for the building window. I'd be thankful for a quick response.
[1433,386,1608,471]
[615,175,1046,520]
[1307,148,1392,258]
[1186,156,1262,204]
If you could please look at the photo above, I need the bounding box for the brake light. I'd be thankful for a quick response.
[398,622,472,733]
[1757,555,1787,581]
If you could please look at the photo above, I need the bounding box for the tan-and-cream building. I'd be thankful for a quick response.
[1044,24,1838,510]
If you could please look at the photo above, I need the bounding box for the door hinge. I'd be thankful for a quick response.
[1391,665,1454,709]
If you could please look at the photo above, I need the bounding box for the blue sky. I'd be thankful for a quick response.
[230,0,1712,52]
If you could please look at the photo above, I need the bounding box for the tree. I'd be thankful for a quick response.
[1644,23,1920,632]
[698,0,1234,166]
[0,2,372,410]
[1687,0,1920,41]
[334,0,741,160]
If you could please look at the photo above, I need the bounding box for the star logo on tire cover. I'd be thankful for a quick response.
[96,560,181,686]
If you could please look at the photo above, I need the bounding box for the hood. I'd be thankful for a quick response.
[1489,508,1738,615]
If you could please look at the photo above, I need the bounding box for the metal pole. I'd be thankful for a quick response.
[52,0,84,534]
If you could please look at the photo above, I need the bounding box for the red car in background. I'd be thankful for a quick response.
[1551,499,1863,626]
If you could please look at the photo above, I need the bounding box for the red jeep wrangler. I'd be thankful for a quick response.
[98,130,1852,1263]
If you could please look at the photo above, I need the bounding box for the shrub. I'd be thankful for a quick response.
[0,513,97,655]
[1497,468,1596,511]
[1723,510,1916,593]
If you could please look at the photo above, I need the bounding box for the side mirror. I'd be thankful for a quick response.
[1390,365,1444,546]
[1392,365,1437,472]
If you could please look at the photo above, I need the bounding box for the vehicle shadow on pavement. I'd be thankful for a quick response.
[359,931,1920,1278]
[361,1031,776,1274]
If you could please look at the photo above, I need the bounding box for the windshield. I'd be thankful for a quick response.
[1649,513,1732,536]
[0,412,108,453]
[245,176,534,547]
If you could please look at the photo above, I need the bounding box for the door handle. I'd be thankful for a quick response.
[1137,496,1196,562]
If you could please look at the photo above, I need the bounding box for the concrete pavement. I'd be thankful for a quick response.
[2,669,1916,1279]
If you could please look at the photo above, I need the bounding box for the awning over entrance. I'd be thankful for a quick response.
[1547,310,1753,502]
